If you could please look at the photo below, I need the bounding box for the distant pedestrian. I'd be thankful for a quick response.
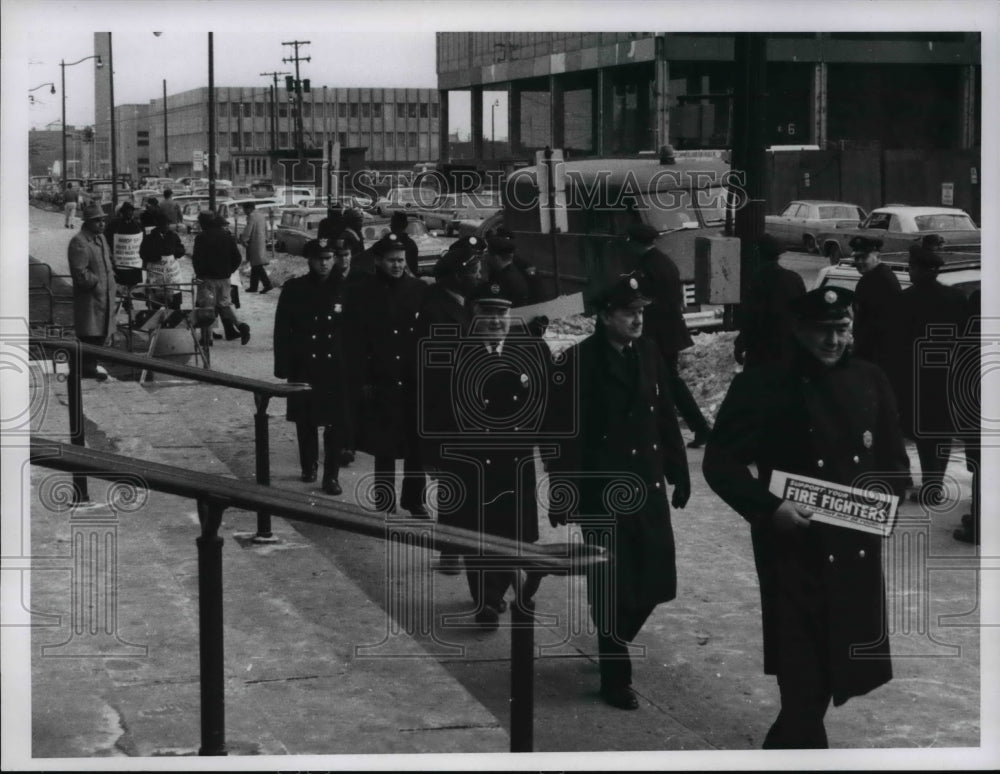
[346,233,428,515]
[888,242,969,506]
[703,286,910,748]
[274,238,353,495]
[158,189,183,231]
[192,211,250,345]
[63,183,82,229]
[239,201,272,293]
[389,210,420,277]
[548,271,691,709]
[67,203,116,380]
[850,235,900,372]
[733,234,806,368]
[626,222,712,448]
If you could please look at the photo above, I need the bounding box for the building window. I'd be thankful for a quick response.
[396,132,404,147]
[255,102,265,118]
[431,102,439,118]
[279,104,288,118]
[243,131,252,147]
[137,139,149,147]
[408,131,417,148]
[350,103,359,118]
[372,103,382,118]
[231,132,240,149]
[408,103,417,118]
[255,132,265,148]
[137,130,149,138]
[338,102,347,118]
[231,102,241,117]
[396,103,406,119]
[338,132,347,147]
[420,103,428,118]
[362,102,370,118]
[218,103,228,117]
[385,132,393,148]
[303,103,312,118]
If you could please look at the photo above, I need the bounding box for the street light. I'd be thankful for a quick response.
[29,82,56,105]
[491,99,500,159]
[60,53,102,185]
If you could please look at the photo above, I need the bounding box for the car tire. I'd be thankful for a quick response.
[803,234,817,254]
[825,242,842,265]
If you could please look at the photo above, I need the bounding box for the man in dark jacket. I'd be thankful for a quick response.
[733,234,806,368]
[484,229,540,308]
[627,223,712,447]
[273,238,353,495]
[850,235,900,372]
[389,210,421,277]
[192,211,250,345]
[888,243,969,506]
[347,233,428,515]
[703,286,910,748]
[67,203,116,379]
[104,201,145,287]
[548,271,691,710]
[414,239,483,573]
[139,211,186,309]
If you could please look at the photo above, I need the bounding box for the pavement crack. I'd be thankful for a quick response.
[398,723,501,733]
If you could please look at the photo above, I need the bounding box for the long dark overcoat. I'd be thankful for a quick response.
[852,262,901,372]
[273,270,352,432]
[703,345,910,706]
[734,263,806,367]
[636,246,693,357]
[346,269,426,458]
[67,229,117,339]
[551,331,689,612]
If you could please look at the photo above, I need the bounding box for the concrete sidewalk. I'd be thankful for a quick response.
[27,373,508,757]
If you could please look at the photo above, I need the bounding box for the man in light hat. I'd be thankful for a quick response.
[849,234,899,372]
[704,285,910,748]
[547,271,691,709]
[346,233,428,516]
[274,238,353,495]
[67,203,117,380]
[886,242,969,506]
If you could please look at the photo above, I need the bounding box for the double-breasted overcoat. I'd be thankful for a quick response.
[67,229,117,339]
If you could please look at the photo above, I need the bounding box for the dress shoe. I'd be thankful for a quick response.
[322,478,343,496]
[474,604,501,631]
[300,464,318,483]
[339,449,356,466]
[953,525,978,545]
[600,684,639,710]
[686,432,710,449]
[212,331,224,340]
[436,554,462,575]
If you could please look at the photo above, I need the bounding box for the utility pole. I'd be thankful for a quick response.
[281,40,311,159]
[260,71,290,152]
[162,79,169,175]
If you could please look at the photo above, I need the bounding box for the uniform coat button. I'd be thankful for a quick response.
[312,334,317,339]
[853,455,860,463]
[485,459,491,465]
[828,554,835,563]
[395,355,400,360]
[817,459,825,468]
[652,443,658,450]
[655,481,661,489]
[512,395,518,401]
[859,549,866,558]
[631,449,637,455]
[393,329,398,334]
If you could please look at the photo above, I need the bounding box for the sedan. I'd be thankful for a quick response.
[816,206,980,264]
[814,250,980,298]
[765,200,865,253]
[274,207,328,256]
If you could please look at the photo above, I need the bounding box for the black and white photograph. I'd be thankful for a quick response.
[1,0,996,769]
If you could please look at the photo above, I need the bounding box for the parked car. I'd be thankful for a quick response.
[814,251,980,298]
[360,215,454,275]
[143,177,178,193]
[274,207,328,255]
[250,180,276,198]
[765,200,866,253]
[816,206,981,264]
[87,179,134,214]
[273,186,316,207]
[373,186,437,216]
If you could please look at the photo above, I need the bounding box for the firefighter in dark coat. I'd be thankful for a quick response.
[430,282,558,628]
[627,223,712,447]
[414,239,484,574]
[850,235,901,372]
[548,272,691,710]
[484,229,541,308]
[888,243,969,506]
[389,211,421,277]
[733,234,806,368]
[273,238,354,495]
[347,233,428,515]
[703,286,910,749]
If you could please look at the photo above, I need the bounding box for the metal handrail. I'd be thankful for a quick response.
[30,336,311,541]
[31,437,605,754]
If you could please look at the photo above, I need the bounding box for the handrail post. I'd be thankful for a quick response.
[196,497,228,756]
[65,342,90,504]
[251,392,275,541]
[509,591,535,752]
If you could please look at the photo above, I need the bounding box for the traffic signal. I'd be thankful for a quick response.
[285,76,295,92]
[302,79,310,93]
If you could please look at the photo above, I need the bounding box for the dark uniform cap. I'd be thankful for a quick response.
[758,233,783,261]
[597,272,653,311]
[849,235,883,253]
[908,243,944,269]
[488,235,515,255]
[449,235,486,254]
[372,232,407,256]
[468,281,513,308]
[789,286,856,323]
[303,238,336,259]
[433,243,481,278]
[626,222,660,245]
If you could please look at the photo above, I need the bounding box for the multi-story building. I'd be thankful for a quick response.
[436,32,981,159]
[29,125,96,179]
[113,104,151,181]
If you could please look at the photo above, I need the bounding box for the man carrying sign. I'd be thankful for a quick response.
[703,286,909,749]
[104,201,144,286]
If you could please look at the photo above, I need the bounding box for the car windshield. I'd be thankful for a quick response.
[863,212,892,230]
[914,213,977,231]
[818,205,861,219]
[638,190,702,231]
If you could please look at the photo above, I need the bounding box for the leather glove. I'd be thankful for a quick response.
[671,475,691,509]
